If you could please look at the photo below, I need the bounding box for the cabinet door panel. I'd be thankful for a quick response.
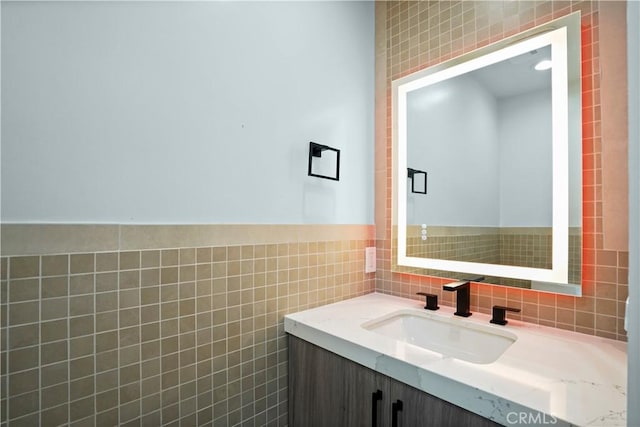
[343,359,385,427]
[388,379,500,427]
[289,335,501,427]
[289,335,349,427]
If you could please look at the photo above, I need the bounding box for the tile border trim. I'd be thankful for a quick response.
[1,224,375,256]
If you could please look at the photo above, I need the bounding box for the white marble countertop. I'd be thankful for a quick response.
[284,293,627,427]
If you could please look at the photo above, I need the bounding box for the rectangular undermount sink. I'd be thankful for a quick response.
[362,309,517,364]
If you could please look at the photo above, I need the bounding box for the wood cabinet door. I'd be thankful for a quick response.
[288,335,501,427]
[289,335,387,427]
[343,358,387,427]
[288,335,349,427]
[387,377,500,427]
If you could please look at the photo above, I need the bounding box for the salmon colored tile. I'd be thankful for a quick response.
[596,250,618,266]
[595,298,618,317]
[595,314,617,333]
[595,282,617,299]
[538,305,556,322]
[619,251,629,268]
[478,295,491,310]
[538,292,556,307]
[596,266,618,284]
[491,286,506,299]
[576,296,595,313]
[576,311,595,329]
[556,295,575,310]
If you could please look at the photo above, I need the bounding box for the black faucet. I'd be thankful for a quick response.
[442,276,484,317]
[490,305,521,325]
[416,292,439,310]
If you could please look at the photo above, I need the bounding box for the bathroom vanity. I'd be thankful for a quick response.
[285,293,627,426]
[289,336,498,427]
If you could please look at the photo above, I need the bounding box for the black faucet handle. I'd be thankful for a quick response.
[490,305,521,325]
[416,292,439,310]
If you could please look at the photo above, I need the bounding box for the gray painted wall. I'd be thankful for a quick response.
[1,1,374,224]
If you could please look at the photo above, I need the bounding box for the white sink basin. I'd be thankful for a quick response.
[362,309,517,364]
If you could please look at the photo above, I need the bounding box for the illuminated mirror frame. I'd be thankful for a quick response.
[393,13,581,286]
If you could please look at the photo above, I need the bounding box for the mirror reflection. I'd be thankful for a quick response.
[393,13,581,295]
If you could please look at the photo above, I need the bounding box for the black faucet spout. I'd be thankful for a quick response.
[443,281,472,317]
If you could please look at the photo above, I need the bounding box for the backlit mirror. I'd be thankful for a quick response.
[392,13,582,296]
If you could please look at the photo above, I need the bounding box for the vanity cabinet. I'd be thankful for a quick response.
[288,335,499,427]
